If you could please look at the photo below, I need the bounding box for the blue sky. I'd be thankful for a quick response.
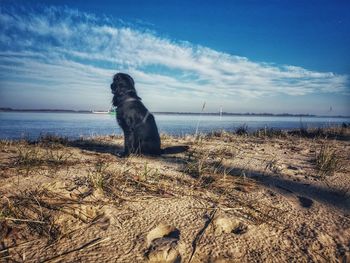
[0,0,349,115]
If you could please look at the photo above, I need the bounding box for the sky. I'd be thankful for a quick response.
[0,0,349,115]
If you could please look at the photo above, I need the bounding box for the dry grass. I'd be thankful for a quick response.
[289,125,350,140]
[315,142,344,180]
[0,129,349,262]
[0,189,62,244]
[182,139,228,185]
[254,128,287,138]
[235,124,249,136]
[208,124,350,140]
[8,139,77,178]
[264,156,281,174]
[87,160,110,190]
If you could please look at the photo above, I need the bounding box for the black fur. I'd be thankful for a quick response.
[111,73,161,156]
[111,73,189,156]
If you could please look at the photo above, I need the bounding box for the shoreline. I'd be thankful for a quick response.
[1,126,350,142]
[1,109,349,118]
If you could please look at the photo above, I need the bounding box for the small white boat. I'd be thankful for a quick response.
[92,110,109,114]
[92,106,116,115]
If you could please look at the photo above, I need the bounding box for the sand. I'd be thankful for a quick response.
[0,130,349,262]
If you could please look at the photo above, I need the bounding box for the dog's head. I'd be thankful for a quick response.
[111,73,140,106]
[111,73,135,94]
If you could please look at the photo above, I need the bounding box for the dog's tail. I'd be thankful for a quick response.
[161,145,189,155]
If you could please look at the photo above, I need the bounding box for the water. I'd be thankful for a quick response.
[0,112,349,140]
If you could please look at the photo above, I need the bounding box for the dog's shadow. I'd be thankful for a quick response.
[68,139,188,157]
[68,139,124,156]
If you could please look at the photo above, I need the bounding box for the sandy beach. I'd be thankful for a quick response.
[1,128,349,262]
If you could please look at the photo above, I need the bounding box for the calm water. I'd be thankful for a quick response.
[0,112,349,140]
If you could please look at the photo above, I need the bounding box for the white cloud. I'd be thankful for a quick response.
[0,5,348,111]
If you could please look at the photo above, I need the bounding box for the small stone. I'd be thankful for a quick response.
[146,224,177,246]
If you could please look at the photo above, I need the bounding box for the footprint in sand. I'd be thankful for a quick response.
[214,217,248,235]
[145,223,181,263]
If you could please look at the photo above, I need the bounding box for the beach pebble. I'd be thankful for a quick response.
[146,223,177,246]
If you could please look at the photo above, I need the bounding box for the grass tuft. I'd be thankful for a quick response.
[235,124,249,136]
[254,127,287,138]
[315,142,344,179]
[87,160,110,190]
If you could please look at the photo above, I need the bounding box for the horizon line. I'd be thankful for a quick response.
[1,108,349,118]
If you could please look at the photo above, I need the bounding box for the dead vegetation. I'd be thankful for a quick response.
[0,137,77,179]
[0,189,62,244]
[0,128,349,262]
[315,142,344,180]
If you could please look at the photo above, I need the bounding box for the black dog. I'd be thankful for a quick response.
[111,73,189,156]
[111,73,162,156]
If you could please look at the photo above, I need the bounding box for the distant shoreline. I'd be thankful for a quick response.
[0,108,349,118]
[0,108,92,114]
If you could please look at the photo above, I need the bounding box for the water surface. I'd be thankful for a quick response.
[0,112,348,140]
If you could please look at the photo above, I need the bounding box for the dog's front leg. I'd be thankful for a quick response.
[121,129,135,157]
[117,129,131,157]
[126,131,138,154]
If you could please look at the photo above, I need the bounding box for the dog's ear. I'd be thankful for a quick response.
[115,73,139,96]
[114,73,134,87]
[125,74,135,87]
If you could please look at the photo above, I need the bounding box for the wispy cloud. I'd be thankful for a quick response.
[0,5,348,111]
